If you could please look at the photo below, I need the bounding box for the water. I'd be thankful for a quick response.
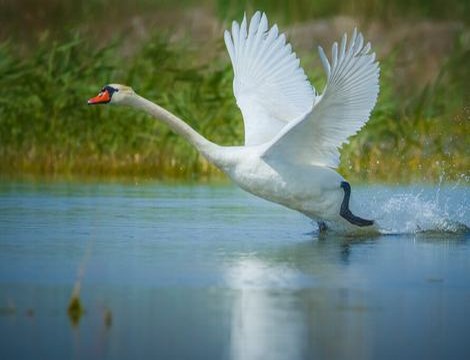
[0,180,469,360]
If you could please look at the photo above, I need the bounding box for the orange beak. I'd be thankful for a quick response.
[87,89,111,105]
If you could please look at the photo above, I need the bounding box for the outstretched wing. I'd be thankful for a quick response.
[262,29,380,168]
[224,12,316,146]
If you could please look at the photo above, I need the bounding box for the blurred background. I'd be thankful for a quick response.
[0,0,468,182]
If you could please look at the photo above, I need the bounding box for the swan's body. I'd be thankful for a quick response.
[88,12,380,233]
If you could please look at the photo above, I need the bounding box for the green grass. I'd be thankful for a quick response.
[338,32,470,182]
[0,15,468,182]
[0,33,242,179]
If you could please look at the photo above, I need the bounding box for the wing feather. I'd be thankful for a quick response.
[224,12,315,145]
[262,30,380,168]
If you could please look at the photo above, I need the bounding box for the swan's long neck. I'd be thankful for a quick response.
[124,93,222,164]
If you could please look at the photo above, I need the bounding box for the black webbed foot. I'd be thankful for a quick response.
[340,181,374,227]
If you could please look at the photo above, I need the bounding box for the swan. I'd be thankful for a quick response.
[88,12,380,233]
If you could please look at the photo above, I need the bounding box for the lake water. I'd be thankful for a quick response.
[0,180,469,360]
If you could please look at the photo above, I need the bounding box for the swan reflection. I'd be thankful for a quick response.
[226,257,307,360]
[226,241,373,360]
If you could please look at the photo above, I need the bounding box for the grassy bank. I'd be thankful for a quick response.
[0,6,468,182]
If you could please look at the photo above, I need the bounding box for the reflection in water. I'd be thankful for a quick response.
[225,240,375,360]
[226,257,306,360]
[0,182,468,360]
[67,295,84,327]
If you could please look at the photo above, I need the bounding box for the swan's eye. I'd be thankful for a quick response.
[104,86,119,94]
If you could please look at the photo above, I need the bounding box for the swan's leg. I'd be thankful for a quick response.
[340,181,374,227]
[317,221,328,233]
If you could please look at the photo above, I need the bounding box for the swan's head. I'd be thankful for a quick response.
[87,84,135,105]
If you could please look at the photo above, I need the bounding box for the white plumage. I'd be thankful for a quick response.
[89,11,380,233]
[224,13,379,167]
[224,12,316,145]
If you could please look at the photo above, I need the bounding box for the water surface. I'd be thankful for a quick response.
[0,181,469,360]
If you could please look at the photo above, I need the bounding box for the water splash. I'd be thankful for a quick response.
[365,185,469,235]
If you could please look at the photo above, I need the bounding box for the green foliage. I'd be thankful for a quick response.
[0,32,242,178]
[0,27,468,182]
[337,34,469,182]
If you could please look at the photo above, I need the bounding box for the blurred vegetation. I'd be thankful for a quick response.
[338,30,470,182]
[215,0,470,24]
[1,0,468,41]
[0,0,468,182]
[0,33,241,179]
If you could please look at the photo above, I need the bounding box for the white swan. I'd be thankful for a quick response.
[88,12,380,232]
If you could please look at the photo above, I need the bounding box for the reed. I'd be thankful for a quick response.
[0,12,468,182]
